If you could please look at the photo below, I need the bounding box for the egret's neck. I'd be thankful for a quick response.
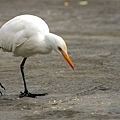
[34,33,56,54]
[44,33,58,50]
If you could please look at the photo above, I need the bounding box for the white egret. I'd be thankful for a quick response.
[0,15,74,98]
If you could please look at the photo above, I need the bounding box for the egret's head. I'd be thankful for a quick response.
[46,33,74,69]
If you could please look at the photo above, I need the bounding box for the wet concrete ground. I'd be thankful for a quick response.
[0,0,120,119]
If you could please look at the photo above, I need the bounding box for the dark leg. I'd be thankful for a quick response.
[0,83,5,90]
[20,58,48,98]
[0,83,5,95]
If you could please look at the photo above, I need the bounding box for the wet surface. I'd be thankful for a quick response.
[0,0,120,119]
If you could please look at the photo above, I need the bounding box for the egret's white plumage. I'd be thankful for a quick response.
[0,15,49,56]
[0,15,74,97]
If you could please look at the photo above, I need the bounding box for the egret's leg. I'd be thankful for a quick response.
[20,58,28,93]
[20,58,48,98]
[0,83,5,95]
[0,83,5,90]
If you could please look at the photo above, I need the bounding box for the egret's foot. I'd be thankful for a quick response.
[19,91,48,98]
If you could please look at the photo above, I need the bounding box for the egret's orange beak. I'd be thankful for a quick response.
[59,49,74,70]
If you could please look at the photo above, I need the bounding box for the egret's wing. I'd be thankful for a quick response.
[0,19,28,52]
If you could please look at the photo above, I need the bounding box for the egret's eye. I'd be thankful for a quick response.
[58,47,62,51]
